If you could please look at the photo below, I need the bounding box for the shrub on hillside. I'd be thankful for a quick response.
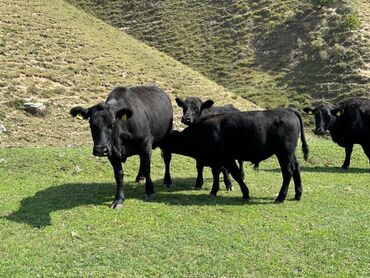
[310,0,335,9]
[342,12,361,29]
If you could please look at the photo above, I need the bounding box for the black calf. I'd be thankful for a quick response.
[165,108,309,202]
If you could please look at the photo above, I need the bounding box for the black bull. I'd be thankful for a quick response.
[163,108,309,202]
[304,97,370,169]
[70,86,173,209]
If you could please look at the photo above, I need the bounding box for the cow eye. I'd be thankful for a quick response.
[194,108,199,112]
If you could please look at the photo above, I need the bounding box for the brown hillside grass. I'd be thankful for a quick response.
[0,0,257,147]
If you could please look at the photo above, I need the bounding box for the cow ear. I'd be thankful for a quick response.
[175,97,184,108]
[70,106,89,120]
[116,108,133,121]
[303,107,314,115]
[201,100,214,110]
[331,108,344,117]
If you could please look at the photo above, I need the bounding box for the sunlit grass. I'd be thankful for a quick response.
[0,136,369,276]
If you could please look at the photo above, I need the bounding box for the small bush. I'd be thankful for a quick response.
[319,50,329,61]
[342,12,361,30]
[310,0,335,8]
[311,37,326,49]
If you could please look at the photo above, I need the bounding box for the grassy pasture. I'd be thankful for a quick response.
[0,136,369,277]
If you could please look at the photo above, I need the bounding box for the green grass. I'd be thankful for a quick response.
[0,2,369,275]
[0,136,369,277]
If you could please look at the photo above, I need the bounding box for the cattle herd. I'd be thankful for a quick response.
[70,86,370,209]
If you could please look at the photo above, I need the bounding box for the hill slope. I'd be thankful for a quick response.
[0,0,256,147]
[66,0,369,108]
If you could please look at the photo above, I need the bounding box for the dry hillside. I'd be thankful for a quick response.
[0,0,257,147]
[67,0,369,108]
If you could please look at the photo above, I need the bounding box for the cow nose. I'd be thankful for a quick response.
[181,116,191,125]
[93,146,110,157]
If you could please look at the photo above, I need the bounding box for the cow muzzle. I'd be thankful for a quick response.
[93,146,110,157]
[181,116,192,125]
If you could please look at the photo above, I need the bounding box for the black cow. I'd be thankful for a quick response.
[164,108,309,202]
[70,86,173,209]
[175,97,244,190]
[304,97,370,169]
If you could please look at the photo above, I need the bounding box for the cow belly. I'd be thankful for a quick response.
[196,139,273,166]
[236,148,273,164]
[224,132,273,163]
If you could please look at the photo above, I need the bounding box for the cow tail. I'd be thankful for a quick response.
[293,109,309,161]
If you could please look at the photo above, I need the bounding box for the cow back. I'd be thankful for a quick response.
[107,86,173,146]
[180,108,301,165]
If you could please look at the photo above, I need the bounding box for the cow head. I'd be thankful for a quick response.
[304,104,342,135]
[175,97,214,125]
[70,103,132,157]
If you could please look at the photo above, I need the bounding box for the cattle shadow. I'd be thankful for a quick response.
[6,177,278,228]
[6,182,113,228]
[142,191,276,208]
[260,166,369,174]
[302,166,369,174]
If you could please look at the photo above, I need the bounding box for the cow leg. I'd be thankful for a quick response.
[292,155,303,201]
[161,149,172,187]
[342,144,353,169]
[225,161,250,200]
[238,159,245,180]
[210,166,221,197]
[195,160,204,189]
[108,156,125,209]
[135,159,145,183]
[276,156,294,203]
[221,167,233,191]
[141,147,155,198]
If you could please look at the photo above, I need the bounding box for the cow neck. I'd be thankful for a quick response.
[110,124,124,160]
[167,130,194,158]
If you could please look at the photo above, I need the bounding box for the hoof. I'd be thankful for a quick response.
[144,193,155,200]
[209,193,217,198]
[242,194,250,202]
[274,198,285,204]
[136,177,145,184]
[195,182,204,188]
[194,185,202,190]
[110,200,124,209]
[164,183,172,188]
[226,186,233,192]
[341,166,349,170]
[294,195,302,201]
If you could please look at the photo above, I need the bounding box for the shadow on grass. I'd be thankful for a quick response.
[146,192,277,207]
[6,182,113,228]
[6,178,279,228]
[260,166,369,174]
